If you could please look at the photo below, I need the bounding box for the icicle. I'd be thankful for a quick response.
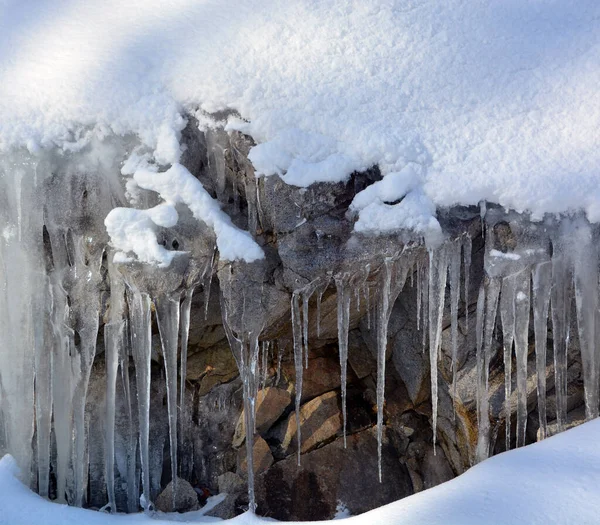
[155,292,181,511]
[463,234,472,333]
[179,286,195,451]
[34,275,52,498]
[474,285,485,461]
[261,341,270,390]
[276,343,284,386]
[375,254,411,481]
[532,262,551,439]
[376,259,392,482]
[52,321,78,504]
[221,295,262,513]
[475,278,500,463]
[316,289,323,338]
[551,252,570,432]
[335,274,351,448]
[421,255,429,354]
[103,260,126,512]
[129,290,153,511]
[204,247,217,320]
[428,246,449,453]
[302,294,310,369]
[120,355,138,513]
[364,278,372,331]
[416,259,422,331]
[514,270,530,448]
[315,275,330,339]
[448,241,461,420]
[500,275,516,450]
[291,291,304,465]
[572,236,599,420]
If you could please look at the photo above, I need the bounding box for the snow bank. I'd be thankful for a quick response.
[1,0,599,238]
[2,418,600,524]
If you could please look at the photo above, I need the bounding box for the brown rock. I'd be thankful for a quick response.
[233,387,292,447]
[237,435,274,475]
[275,391,342,455]
[256,427,413,521]
[186,342,239,396]
[282,356,342,403]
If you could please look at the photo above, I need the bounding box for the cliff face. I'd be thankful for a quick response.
[0,119,591,520]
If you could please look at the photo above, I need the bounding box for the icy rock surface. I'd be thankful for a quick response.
[0,125,597,521]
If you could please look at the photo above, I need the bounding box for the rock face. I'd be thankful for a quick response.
[2,117,591,521]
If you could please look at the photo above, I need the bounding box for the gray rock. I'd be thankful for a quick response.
[155,478,199,513]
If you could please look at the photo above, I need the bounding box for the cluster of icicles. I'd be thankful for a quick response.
[1,149,599,517]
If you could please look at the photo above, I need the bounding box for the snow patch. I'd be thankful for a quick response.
[106,162,264,265]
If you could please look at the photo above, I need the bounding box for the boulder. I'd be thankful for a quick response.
[155,478,199,513]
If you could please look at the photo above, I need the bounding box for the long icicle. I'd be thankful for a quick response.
[291,291,304,465]
[514,270,530,448]
[221,293,262,513]
[476,277,500,463]
[103,260,126,512]
[155,292,182,511]
[572,236,599,421]
[179,286,195,472]
[500,275,516,450]
[376,258,392,482]
[129,290,153,511]
[532,261,551,440]
[551,251,570,432]
[448,241,461,420]
[463,234,472,333]
[335,274,351,448]
[428,246,449,453]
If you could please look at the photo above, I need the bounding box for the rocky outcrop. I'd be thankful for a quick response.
[2,117,589,521]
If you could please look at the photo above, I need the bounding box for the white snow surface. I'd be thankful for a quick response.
[1,0,600,234]
[2,418,600,524]
[105,162,264,265]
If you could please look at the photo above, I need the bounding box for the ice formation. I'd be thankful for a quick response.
[0,125,599,518]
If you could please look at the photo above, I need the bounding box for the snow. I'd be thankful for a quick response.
[1,0,599,238]
[2,418,600,524]
[105,162,264,265]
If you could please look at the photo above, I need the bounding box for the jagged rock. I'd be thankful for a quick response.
[233,387,293,447]
[256,427,413,520]
[274,390,342,456]
[155,478,200,513]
